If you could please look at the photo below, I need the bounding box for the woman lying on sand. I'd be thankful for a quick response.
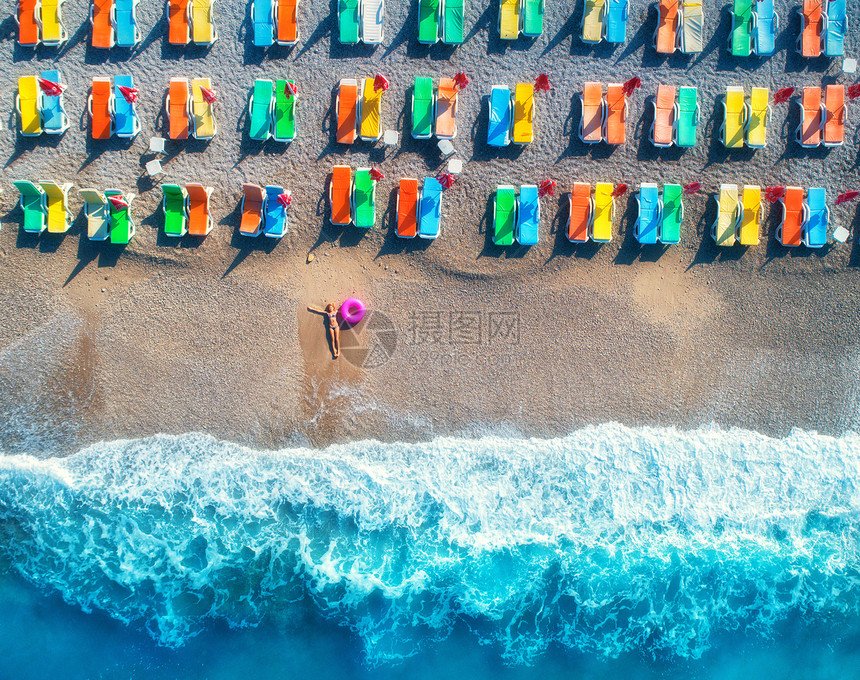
[307,303,340,358]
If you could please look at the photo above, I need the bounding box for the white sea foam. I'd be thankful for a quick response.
[1,424,859,664]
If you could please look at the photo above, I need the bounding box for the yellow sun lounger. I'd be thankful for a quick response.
[40,0,69,46]
[745,87,769,149]
[191,78,217,139]
[722,85,746,148]
[39,181,73,233]
[582,0,606,44]
[191,0,218,44]
[711,183,739,246]
[359,78,382,142]
[591,182,614,242]
[499,0,520,40]
[16,76,42,136]
[738,184,761,246]
[512,83,534,145]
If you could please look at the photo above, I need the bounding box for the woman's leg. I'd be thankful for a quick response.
[333,327,340,357]
[326,327,336,358]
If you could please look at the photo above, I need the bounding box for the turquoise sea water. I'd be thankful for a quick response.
[1,425,859,679]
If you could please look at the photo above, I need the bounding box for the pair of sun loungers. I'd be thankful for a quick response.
[397,177,443,239]
[166,0,218,45]
[579,82,627,145]
[76,188,136,243]
[162,184,215,237]
[16,72,70,137]
[796,85,844,148]
[581,0,630,44]
[88,75,141,140]
[239,184,290,237]
[729,0,779,56]
[648,85,699,147]
[499,0,544,40]
[13,181,73,235]
[337,78,384,143]
[635,183,683,245]
[493,185,539,246]
[329,167,380,229]
[654,0,703,54]
[89,0,143,48]
[339,0,384,44]
[711,184,762,246]
[411,77,458,140]
[249,79,297,142]
[16,0,68,46]
[798,0,846,58]
[720,85,770,149]
[567,183,616,243]
[251,0,299,46]
[165,78,217,140]
[418,0,466,44]
[777,186,830,247]
[488,84,533,146]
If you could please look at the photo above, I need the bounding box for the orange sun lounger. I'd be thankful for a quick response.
[240,183,265,236]
[276,0,298,44]
[397,178,419,238]
[91,0,115,48]
[17,0,40,46]
[167,78,190,139]
[655,0,679,54]
[797,86,823,148]
[568,182,592,243]
[435,78,458,140]
[604,83,627,145]
[330,165,352,225]
[579,82,604,143]
[336,79,358,145]
[652,84,676,147]
[186,183,214,235]
[823,84,845,147]
[168,0,191,44]
[778,186,804,247]
[89,77,113,139]
[799,0,822,57]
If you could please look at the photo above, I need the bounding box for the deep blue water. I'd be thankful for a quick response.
[1,425,859,679]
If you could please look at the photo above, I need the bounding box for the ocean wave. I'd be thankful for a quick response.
[1,425,859,664]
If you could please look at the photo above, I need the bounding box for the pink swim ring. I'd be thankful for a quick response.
[340,298,366,324]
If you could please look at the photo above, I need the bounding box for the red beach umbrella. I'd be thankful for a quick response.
[369,167,384,181]
[611,183,628,198]
[848,84,860,100]
[277,193,292,208]
[284,82,297,97]
[453,72,470,90]
[373,74,389,92]
[683,182,701,195]
[437,173,455,189]
[200,86,218,103]
[38,78,66,96]
[836,190,860,205]
[107,195,129,210]
[117,85,139,103]
[773,87,795,104]
[535,74,550,92]
[538,179,556,197]
[765,186,786,203]
[621,77,641,97]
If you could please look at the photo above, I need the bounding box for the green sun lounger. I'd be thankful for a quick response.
[442,0,464,44]
[339,0,360,43]
[676,86,699,147]
[493,185,516,246]
[522,0,544,37]
[418,0,441,43]
[730,0,752,56]
[412,77,435,139]
[659,184,683,244]
[13,180,46,234]
[249,79,274,141]
[352,168,376,228]
[105,189,136,244]
[274,79,296,142]
[162,184,188,237]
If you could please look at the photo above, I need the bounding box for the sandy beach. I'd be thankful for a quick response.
[0,0,859,453]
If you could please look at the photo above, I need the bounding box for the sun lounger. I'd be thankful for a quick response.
[803,187,828,247]
[418,0,440,43]
[185,184,213,236]
[162,184,188,237]
[744,86,770,148]
[738,184,761,245]
[675,86,698,147]
[39,181,73,234]
[823,0,846,57]
[248,79,274,141]
[91,0,115,48]
[276,0,299,44]
[359,78,382,142]
[777,186,804,247]
[352,169,376,228]
[522,0,543,37]
[40,71,70,135]
[442,0,465,43]
[168,0,191,44]
[40,0,68,46]
[338,0,360,43]
[605,0,629,42]
[516,185,540,245]
[678,1,703,53]
[591,182,614,242]
[334,79,358,144]
[721,85,746,148]
[114,75,141,139]
[798,0,822,57]
[13,181,46,234]
[488,85,512,147]
[397,178,419,238]
[115,0,141,47]
[730,0,752,56]
[166,78,190,139]
[191,0,217,44]
[651,84,676,148]
[263,185,288,238]
[17,0,40,46]
[655,0,679,53]
[753,0,777,54]
[579,81,605,143]
[493,185,516,246]
[274,79,297,142]
[88,77,114,140]
[79,189,109,240]
[823,84,845,147]
[105,189,136,244]
[796,86,823,148]
[16,76,42,137]
[604,83,627,145]
[436,78,458,140]
[512,83,534,145]
[660,183,683,244]
[499,0,520,40]
[582,0,606,43]
[330,166,352,225]
[419,177,442,239]
[252,0,275,46]
[362,0,384,43]
[635,183,660,244]
[567,182,592,243]
[239,183,265,236]
[411,77,435,139]
[191,78,217,139]
[711,183,739,246]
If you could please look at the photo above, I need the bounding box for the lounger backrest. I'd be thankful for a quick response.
[91,0,114,48]
[739,185,761,246]
[79,189,109,240]
[781,186,804,246]
[724,86,745,148]
[824,0,846,56]
[168,78,190,139]
[240,183,264,233]
[592,182,614,241]
[800,87,823,147]
[398,178,418,237]
[337,80,358,144]
[655,0,679,53]
[605,0,629,43]
[191,78,216,138]
[360,79,382,140]
[40,0,64,44]
[168,0,191,44]
[581,81,603,142]
[18,76,41,136]
[824,84,845,145]
[277,0,298,43]
[512,83,534,144]
[185,184,212,235]
[14,181,45,234]
[488,86,511,146]
[191,0,216,43]
[499,0,520,40]
[653,84,676,145]
[582,0,606,43]
[90,78,113,139]
[746,86,769,147]
[18,0,39,45]
[637,184,659,244]
[568,183,591,242]
[435,78,457,139]
[604,83,626,145]
[253,0,274,46]
[715,184,739,246]
[805,187,828,246]
[114,74,138,136]
[330,166,352,224]
[801,0,822,57]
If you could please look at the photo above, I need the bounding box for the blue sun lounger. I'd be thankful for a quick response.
[114,0,141,47]
[803,187,828,247]
[40,70,69,134]
[516,184,539,245]
[419,177,442,239]
[488,86,511,147]
[253,0,274,46]
[635,183,660,245]
[113,75,141,138]
[753,0,778,55]
[263,185,287,237]
[605,0,629,43]
[823,0,846,57]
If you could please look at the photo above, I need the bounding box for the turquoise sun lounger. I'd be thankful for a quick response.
[635,183,660,245]
[253,0,275,46]
[113,75,140,138]
[494,185,516,246]
[488,85,511,147]
[516,185,539,245]
[115,0,141,47]
[339,0,360,43]
[676,86,699,147]
[753,0,778,55]
[803,187,828,247]
[264,185,288,237]
[40,70,69,134]
[249,79,274,141]
[419,177,442,239]
[522,0,544,38]
[824,0,846,57]
[605,0,629,42]
[13,180,46,234]
[442,0,464,43]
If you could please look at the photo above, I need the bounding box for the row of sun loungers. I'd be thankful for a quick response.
[16,72,70,137]
[418,0,466,44]
[499,0,544,40]
[488,84,534,146]
[797,85,845,148]
[493,185,539,246]
[566,182,617,243]
[248,79,297,142]
[655,0,704,54]
[166,78,217,140]
[16,0,68,46]
[338,0,384,44]
[410,77,458,140]
[578,82,627,145]
[337,78,385,143]
[162,184,215,237]
[87,75,141,140]
[581,0,629,44]
[252,0,300,46]
[798,0,846,57]
[239,184,290,237]
[729,0,779,56]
